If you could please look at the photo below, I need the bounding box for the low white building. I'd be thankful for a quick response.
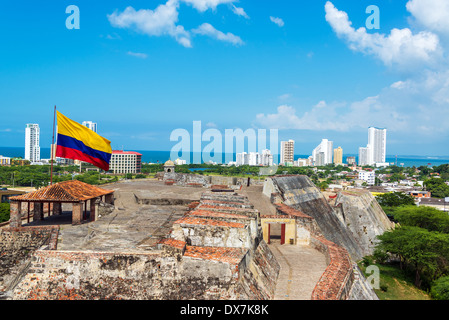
[358,170,375,186]
[174,158,187,165]
[294,158,311,167]
[0,156,11,166]
[236,150,273,167]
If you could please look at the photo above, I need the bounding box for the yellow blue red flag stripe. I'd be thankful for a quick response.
[55,111,112,171]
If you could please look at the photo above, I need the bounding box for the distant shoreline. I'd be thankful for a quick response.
[1,147,448,168]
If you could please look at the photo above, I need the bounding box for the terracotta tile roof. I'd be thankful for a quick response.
[158,238,187,250]
[174,216,245,229]
[201,200,253,208]
[276,203,313,219]
[9,180,114,202]
[197,204,258,213]
[188,210,251,221]
[184,246,246,265]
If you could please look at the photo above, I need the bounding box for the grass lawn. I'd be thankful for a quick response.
[359,262,432,300]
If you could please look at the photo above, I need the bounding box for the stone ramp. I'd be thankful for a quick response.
[269,243,327,300]
[239,185,277,216]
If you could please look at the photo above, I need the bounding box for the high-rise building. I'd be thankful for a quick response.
[315,152,326,166]
[358,127,387,166]
[359,146,370,166]
[236,152,247,166]
[82,121,97,133]
[347,156,356,166]
[25,124,40,163]
[368,127,387,164]
[261,149,274,166]
[333,147,343,165]
[248,152,259,166]
[235,150,273,166]
[312,139,333,165]
[280,140,295,165]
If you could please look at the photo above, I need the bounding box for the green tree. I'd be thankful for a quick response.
[394,206,449,234]
[375,226,449,288]
[0,203,10,223]
[425,178,449,199]
[431,276,449,300]
[376,192,416,208]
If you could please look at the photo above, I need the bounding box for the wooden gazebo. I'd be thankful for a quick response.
[9,180,114,227]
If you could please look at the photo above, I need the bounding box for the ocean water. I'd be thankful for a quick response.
[1,147,448,168]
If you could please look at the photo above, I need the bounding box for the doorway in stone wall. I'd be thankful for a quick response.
[268,223,286,245]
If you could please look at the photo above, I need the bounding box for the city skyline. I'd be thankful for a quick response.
[1,1,449,157]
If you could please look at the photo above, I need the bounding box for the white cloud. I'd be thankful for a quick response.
[390,81,406,89]
[406,0,449,35]
[127,51,148,59]
[193,23,244,45]
[255,101,346,131]
[255,69,449,136]
[324,1,441,68]
[255,1,449,150]
[270,16,284,27]
[108,1,192,47]
[278,93,291,101]
[105,33,122,40]
[231,5,249,19]
[108,0,246,47]
[182,0,236,12]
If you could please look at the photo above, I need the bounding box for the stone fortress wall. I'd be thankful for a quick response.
[1,189,280,300]
[0,174,391,300]
[264,175,391,300]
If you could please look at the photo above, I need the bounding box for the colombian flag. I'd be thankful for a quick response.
[55,111,112,171]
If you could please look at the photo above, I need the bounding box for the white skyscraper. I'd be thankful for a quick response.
[236,152,248,166]
[25,124,40,163]
[261,149,274,166]
[82,121,97,133]
[358,127,387,166]
[312,139,333,165]
[248,152,259,166]
[280,140,295,165]
[368,127,387,164]
[358,146,371,166]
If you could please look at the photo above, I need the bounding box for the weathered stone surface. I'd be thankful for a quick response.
[3,184,280,301]
[266,176,365,261]
[0,226,59,299]
[334,190,393,257]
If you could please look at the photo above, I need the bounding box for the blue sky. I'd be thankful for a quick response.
[0,0,448,157]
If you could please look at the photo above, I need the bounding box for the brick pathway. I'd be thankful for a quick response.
[269,242,328,300]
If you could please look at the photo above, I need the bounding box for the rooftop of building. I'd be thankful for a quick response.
[9,180,114,203]
[112,150,142,156]
[174,216,245,229]
[184,246,246,265]
[187,210,251,221]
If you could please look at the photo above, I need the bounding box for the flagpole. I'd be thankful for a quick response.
[50,105,56,185]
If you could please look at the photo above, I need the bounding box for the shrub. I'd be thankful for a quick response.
[0,203,10,223]
[431,276,449,300]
